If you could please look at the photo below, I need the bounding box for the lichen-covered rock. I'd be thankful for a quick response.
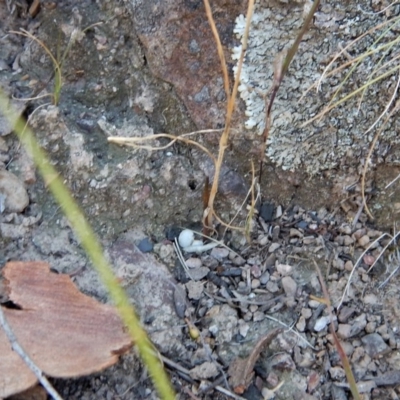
[232,1,400,173]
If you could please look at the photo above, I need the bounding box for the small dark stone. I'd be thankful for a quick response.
[243,383,263,400]
[165,226,182,241]
[296,220,308,230]
[173,285,187,319]
[76,118,95,132]
[138,237,153,253]
[260,202,275,222]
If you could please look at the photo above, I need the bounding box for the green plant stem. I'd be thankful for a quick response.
[0,90,175,400]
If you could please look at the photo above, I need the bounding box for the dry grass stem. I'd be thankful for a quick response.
[313,260,360,400]
[303,15,400,127]
[204,0,255,228]
[338,233,388,309]
[361,98,400,219]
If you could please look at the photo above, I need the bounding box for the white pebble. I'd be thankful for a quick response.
[178,229,194,248]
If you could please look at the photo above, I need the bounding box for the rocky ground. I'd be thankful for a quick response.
[1,0,400,399]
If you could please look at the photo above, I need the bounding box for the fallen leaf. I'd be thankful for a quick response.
[228,328,282,394]
[0,261,132,398]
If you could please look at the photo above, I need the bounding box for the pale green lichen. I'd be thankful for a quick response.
[232,1,400,174]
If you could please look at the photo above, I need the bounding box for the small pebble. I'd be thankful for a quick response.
[289,228,303,238]
[296,220,308,230]
[353,228,366,240]
[268,243,281,252]
[251,279,261,289]
[210,247,229,260]
[276,264,293,276]
[178,229,194,248]
[260,271,270,285]
[314,316,331,332]
[344,260,353,271]
[343,235,354,246]
[186,281,204,300]
[238,322,250,337]
[339,224,352,235]
[189,267,210,281]
[189,362,218,380]
[138,237,153,253]
[358,235,370,248]
[266,281,279,293]
[0,170,29,213]
[185,257,202,269]
[253,311,265,322]
[361,333,390,358]
[296,316,306,332]
[338,306,356,323]
[282,276,297,297]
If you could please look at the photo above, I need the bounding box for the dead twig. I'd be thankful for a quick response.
[228,328,282,394]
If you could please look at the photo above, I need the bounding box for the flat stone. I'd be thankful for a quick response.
[260,271,270,285]
[189,362,218,380]
[338,306,356,323]
[138,237,153,253]
[337,324,352,339]
[374,370,400,386]
[260,202,274,222]
[314,316,330,332]
[363,293,378,305]
[251,279,261,289]
[0,170,29,213]
[358,235,370,248]
[268,243,281,253]
[210,247,229,260]
[276,264,293,276]
[361,333,390,358]
[186,281,204,300]
[185,257,202,269]
[282,276,297,297]
[266,281,279,293]
[188,267,210,281]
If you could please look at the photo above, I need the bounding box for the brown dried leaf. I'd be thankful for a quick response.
[228,328,282,394]
[0,261,132,398]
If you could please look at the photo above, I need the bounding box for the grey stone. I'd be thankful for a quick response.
[210,247,229,260]
[189,362,218,380]
[0,170,29,213]
[189,267,210,281]
[282,276,297,297]
[268,243,281,253]
[361,333,390,358]
[185,257,202,269]
[186,281,204,300]
[138,237,153,253]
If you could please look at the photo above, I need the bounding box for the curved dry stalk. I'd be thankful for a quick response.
[337,233,389,310]
[11,29,62,105]
[204,0,255,228]
[12,93,53,102]
[361,96,400,219]
[108,133,217,165]
[202,0,230,99]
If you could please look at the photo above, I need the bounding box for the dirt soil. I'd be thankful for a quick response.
[1,1,400,399]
